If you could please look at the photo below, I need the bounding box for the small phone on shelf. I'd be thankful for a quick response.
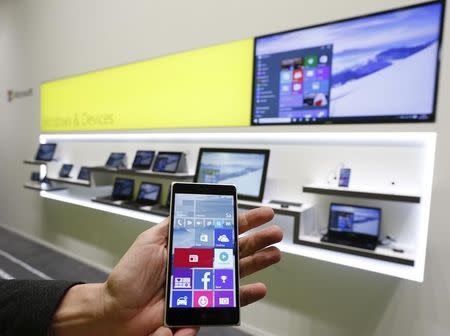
[338,168,351,187]
[165,182,240,326]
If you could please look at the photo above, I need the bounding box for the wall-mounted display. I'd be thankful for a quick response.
[252,0,444,125]
[35,143,57,161]
[194,148,270,202]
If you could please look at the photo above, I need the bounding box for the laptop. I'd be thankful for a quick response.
[77,167,91,181]
[104,152,127,169]
[59,164,74,178]
[124,182,162,211]
[152,152,183,173]
[321,203,381,251]
[93,178,135,206]
[148,189,171,216]
[131,150,155,171]
[35,143,57,162]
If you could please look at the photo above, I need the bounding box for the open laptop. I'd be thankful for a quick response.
[152,152,183,173]
[104,152,127,169]
[131,151,155,171]
[321,203,381,251]
[124,182,162,211]
[35,143,57,162]
[92,178,134,206]
[77,167,91,181]
[59,164,74,178]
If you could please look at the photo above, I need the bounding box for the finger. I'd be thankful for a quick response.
[173,327,199,336]
[239,246,281,278]
[239,207,275,234]
[239,225,283,258]
[240,282,267,307]
[151,326,173,336]
[137,218,169,245]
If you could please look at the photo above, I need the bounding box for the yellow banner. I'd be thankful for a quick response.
[41,39,253,131]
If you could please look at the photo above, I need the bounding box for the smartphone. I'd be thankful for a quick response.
[338,168,351,187]
[165,182,240,326]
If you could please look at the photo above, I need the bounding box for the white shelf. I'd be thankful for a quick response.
[303,183,421,203]
[238,200,312,213]
[40,189,166,224]
[277,240,421,282]
[47,177,91,187]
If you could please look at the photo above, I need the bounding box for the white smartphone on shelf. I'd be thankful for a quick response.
[165,182,240,326]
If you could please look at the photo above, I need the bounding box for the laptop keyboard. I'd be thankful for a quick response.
[321,235,376,251]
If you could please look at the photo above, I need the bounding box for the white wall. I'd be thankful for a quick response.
[1,0,449,335]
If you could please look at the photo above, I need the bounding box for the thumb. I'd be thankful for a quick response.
[151,326,173,336]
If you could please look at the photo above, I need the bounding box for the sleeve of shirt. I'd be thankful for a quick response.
[0,280,82,336]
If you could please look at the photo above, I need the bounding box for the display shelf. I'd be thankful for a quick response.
[40,189,167,223]
[23,160,51,165]
[238,200,312,214]
[295,235,414,266]
[47,177,91,187]
[303,184,421,203]
[24,183,66,192]
[277,239,419,281]
[90,167,194,179]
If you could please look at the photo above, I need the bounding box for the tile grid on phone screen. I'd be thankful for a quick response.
[170,193,236,309]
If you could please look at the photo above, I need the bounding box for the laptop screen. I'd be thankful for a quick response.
[153,152,182,173]
[59,164,73,177]
[78,167,90,181]
[137,183,161,203]
[35,143,57,161]
[112,178,134,200]
[106,152,126,168]
[132,151,155,170]
[329,204,381,237]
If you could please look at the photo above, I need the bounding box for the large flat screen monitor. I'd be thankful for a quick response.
[252,1,444,125]
[194,148,270,202]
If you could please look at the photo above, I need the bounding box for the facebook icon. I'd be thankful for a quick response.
[194,269,213,290]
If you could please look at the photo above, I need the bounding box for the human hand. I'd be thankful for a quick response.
[51,207,282,336]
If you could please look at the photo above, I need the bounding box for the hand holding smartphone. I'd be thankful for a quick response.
[165,183,240,326]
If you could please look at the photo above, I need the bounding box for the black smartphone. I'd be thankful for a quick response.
[338,168,351,187]
[165,182,240,326]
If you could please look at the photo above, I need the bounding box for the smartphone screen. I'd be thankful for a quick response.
[165,183,240,326]
[338,168,351,187]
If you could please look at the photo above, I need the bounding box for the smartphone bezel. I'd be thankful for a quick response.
[164,182,240,327]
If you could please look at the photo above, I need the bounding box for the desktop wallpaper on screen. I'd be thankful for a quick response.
[253,2,443,123]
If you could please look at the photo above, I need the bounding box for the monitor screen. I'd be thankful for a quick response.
[329,204,381,237]
[59,164,73,177]
[132,150,155,170]
[105,152,126,168]
[35,143,57,161]
[112,178,134,200]
[77,167,91,181]
[137,183,162,203]
[252,1,444,125]
[194,148,270,201]
[153,152,182,173]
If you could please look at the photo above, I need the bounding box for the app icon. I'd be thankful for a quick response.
[173,268,192,289]
[185,219,194,229]
[215,229,233,248]
[319,55,328,64]
[194,269,213,290]
[304,55,318,67]
[195,229,214,247]
[214,249,234,269]
[280,70,292,82]
[214,291,234,307]
[293,69,303,81]
[224,220,233,227]
[292,83,302,92]
[174,248,214,268]
[172,291,192,308]
[215,219,224,228]
[313,93,328,107]
[174,218,184,229]
[306,69,315,78]
[312,82,320,90]
[195,219,204,228]
[316,65,330,80]
[214,269,233,289]
[280,84,291,95]
[194,291,213,308]
[205,219,214,228]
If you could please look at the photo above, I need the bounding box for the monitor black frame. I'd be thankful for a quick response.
[152,151,183,173]
[327,203,382,244]
[132,150,155,170]
[194,148,270,202]
[251,0,446,126]
[136,182,162,205]
[112,178,135,201]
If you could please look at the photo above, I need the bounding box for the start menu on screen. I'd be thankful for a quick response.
[170,194,237,309]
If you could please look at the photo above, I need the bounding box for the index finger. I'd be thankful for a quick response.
[239,207,275,234]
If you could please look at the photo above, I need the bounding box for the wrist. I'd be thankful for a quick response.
[50,283,114,336]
